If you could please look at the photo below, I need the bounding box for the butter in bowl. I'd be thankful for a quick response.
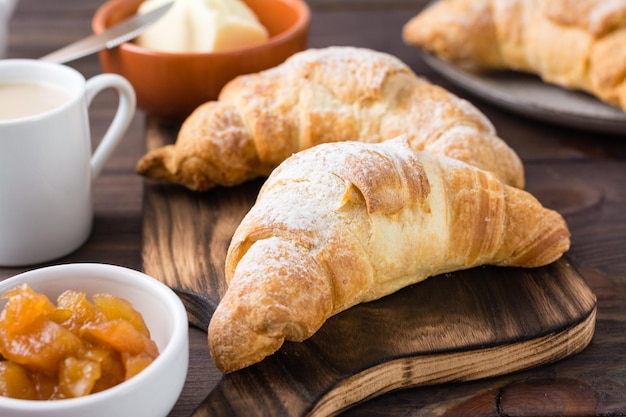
[92,0,311,120]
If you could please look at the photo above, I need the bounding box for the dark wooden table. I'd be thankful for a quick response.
[3,1,626,416]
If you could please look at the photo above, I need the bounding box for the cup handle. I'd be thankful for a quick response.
[85,74,136,179]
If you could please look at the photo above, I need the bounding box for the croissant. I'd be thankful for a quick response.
[137,46,525,190]
[403,0,626,112]
[208,136,570,373]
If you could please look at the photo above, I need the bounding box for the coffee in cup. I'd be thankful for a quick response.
[0,80,71,120]
[0,59,136,266]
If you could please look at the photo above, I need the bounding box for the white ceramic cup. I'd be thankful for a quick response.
[0,59,136,266]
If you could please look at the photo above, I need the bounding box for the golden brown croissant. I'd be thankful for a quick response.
[208,136,570,373]
[137,46,525,190]
[403,0,626,112]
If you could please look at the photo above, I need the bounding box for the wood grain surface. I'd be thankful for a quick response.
[141,119,597,417]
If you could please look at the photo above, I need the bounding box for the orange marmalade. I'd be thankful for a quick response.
[0,283,159,400]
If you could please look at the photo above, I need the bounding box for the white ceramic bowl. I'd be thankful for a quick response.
[0,263,189,417]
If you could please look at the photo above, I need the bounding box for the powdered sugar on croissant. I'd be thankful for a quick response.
[137,47,524,190]
[403,0,626,112]
[208,136,569,373]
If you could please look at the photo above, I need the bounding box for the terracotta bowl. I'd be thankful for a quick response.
[92,0,310,121]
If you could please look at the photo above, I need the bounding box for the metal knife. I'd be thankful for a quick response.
[40,1,172,64]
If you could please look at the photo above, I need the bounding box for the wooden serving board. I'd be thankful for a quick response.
[141,119,597,417]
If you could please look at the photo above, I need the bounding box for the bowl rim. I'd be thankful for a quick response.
[0,263,188,410]
[92,0,311,58]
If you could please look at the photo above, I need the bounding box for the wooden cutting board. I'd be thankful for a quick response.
[141,119,597,417]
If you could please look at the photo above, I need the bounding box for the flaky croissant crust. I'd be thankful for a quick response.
[137,47,524,191]
[403,0,626,112]
[208,137,569,373]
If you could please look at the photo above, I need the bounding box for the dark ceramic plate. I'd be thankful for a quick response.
[420,52,626,135]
